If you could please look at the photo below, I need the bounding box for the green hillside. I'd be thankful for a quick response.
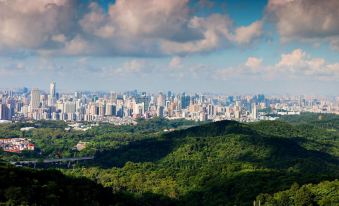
[0,163,126,206]
[256,180,339,206]
[65,119,339,205]
[0,163,176,206]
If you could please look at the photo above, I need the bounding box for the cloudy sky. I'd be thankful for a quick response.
[0,0,338,95]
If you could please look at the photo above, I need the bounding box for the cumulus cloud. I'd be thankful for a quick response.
[215,49,339,80]
[100,59,156,77]
[0,0,263,57]
[276,49,306,68]
[161,15,263,54]
[245,57,263,69]
[267,0,339,50]
[215,57,267,80]
[0,0,77,50]
[233,21,263,44]
[275,49,339,78]
[160,14,232,54]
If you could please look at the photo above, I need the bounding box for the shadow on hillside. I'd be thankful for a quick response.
[92,120,338,171]
[92,138,176,168]
[92,120,245,168]
[0,163,177,206]
[236,136,339,172]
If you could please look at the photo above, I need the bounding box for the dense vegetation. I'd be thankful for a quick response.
[66,115,338,205]
[0,113,338,205]
[0,118,198,161]
[279,112,339,131]
[256,180,339,205]
[0,163,176,206]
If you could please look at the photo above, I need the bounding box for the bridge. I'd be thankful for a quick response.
[10,156,94,165]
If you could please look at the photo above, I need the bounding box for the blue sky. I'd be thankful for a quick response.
[0,0,338,95]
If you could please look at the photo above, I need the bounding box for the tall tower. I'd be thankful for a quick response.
[50,81,56,98]
[30,88,41,110]
[252,103,257,120]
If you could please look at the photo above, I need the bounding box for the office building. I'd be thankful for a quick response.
[30,88,41,110]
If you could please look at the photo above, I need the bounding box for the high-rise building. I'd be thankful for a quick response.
[48,81,57,106]
[64,101,76,113]
[30,88,41,110]
[207,104,215,116]
[74,91,81,99]
[251,103,257,120]
[98,103,105,116]
[0,104,10,120]
[157,106,164,118]
[50,81,56,98]
[181,93,190,109]
[157,93,165,107]
[105,103,116,116]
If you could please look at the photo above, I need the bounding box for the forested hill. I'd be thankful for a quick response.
[0,163,176,206]
[1,115,338,205]
[0,163,124,205]
[68,118,339,206]
[256,179,339,205]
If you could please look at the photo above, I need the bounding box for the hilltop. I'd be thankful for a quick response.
[68,118,339,205]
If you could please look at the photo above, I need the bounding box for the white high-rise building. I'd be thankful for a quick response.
[252,103,258,120]
[64,101,76,113]
[50,81,56,98]
[48,81,57,106]
[157,93,165,107]
[30,88,41,110]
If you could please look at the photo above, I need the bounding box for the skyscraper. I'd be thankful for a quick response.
[157,105,164,118]
[50,81,56,98]
[0,104,10,120]
[48,81,57,106]
[252,103,257,120]
[30,88,41,110]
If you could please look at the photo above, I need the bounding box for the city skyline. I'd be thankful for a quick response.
[1,80,338,123]
[1,84,339,97]
[0,0,338,94]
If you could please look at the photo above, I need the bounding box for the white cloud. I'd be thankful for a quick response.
[0,0,76,50]
[160,14,232,54]
[215,49,339,80]
[0,0,263,57]
[245,57,262,69]
[105,0,191,39]
[276,49,306,68]
[61,36,91,56]
[267,0,339,50]
[160,15,263,54]
[101,59,156,77]
[275,49,339,78]
[233,21,263,44]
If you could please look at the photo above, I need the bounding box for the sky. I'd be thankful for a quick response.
[0,0,338,95]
